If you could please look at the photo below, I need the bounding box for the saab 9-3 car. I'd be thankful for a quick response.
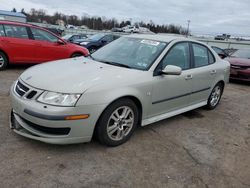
[10,34,230,146]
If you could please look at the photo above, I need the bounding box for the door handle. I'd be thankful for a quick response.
[185,75,193,80]
[210,70,217,75]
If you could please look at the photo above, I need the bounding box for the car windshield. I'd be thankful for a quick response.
[91,37,167,70]
[89,33,106,41]
[231,49,250,59]
[62,34,72,40]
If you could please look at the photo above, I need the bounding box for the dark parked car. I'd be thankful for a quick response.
[62,34,88,43]
[0,21,89,70]
[226,49,250,82]
[79,33,120,53]
[211,46,229,59]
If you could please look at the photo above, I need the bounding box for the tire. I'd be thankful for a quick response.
[206,83,223,110]
[0,52,8,71]
[71,53,83,58]
[96,98,139,147]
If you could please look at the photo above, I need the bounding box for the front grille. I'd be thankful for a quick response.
[15,81,29,97]
[15,81,39,99]
[20,116,71,135]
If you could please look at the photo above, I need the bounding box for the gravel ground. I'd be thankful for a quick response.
[0,66,250,188]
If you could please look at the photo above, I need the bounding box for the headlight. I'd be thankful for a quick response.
[80,42,89,45]
[37,91,81,107]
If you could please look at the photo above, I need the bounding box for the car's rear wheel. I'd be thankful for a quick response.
[0,52,8,71]
[206,83,223,110]
[71,53,83,58]
[96,98,139,146]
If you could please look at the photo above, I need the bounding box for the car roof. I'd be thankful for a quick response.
[126,34,187,43]
[0,20,31,27]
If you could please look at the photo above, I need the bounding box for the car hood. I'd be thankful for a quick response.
[20,57,142,94]
[226,57,250,66]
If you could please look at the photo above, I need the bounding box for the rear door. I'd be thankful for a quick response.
[189,43,217,104]
[1,24,35,63]
[30,27,70,62]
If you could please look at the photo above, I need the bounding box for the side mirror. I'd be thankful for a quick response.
[57,39,65,45]
[161,65,182,75]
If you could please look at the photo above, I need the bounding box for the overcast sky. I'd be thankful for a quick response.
[1,0,250,36]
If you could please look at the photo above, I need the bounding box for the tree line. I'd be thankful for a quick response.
[12,8,189,34]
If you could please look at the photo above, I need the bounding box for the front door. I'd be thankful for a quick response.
[150,42,193,117]
[30,27,69,62]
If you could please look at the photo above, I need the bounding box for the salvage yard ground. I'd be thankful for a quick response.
[0,66,250,188]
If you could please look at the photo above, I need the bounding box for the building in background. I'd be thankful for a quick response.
[0,10,26,23]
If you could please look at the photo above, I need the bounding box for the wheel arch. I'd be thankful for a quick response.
[0,49,9,63]
[93,95,143,137]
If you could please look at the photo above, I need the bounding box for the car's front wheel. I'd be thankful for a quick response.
[206,83,223,110]
[96,98,139,146]
[0,52,8,71]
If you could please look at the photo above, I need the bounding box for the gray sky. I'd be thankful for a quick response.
[1,0,250,36]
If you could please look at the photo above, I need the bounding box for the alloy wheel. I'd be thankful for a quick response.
[107,106,134,141]
[210,85,221,107]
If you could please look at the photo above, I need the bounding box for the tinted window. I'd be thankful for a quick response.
[0,25,5,37]
[161,42,190,70]
[193,43,209,67]
[102,35,113,42]
[31,28,58,42]
[4,25,28,39]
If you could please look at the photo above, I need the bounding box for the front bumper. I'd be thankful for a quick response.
[10,82,106,144]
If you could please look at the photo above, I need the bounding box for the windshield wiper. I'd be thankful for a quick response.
[99,60,131,69]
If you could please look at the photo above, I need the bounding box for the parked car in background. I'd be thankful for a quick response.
[123,25,140,33]
[62,34,88,43]
[79,33,120,53]
[10,34,230,146]
[0,21,89,70]
[66,24,78,29]
[111,27,123,32]
[211,46,229,59]
[226,49,250,82]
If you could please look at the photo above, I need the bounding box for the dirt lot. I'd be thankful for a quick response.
[0,66,250,188]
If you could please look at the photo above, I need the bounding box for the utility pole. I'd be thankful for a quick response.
[187,20,191,37]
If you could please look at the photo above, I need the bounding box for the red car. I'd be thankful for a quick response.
[226,49,250,82]
[0,21,89,70]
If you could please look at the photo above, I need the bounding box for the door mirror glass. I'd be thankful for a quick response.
[162,65,182,75]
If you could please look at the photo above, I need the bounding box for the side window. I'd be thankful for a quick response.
[4,25,28,39]
[30,28,58,42]
[102,35,113,42]
[0,25,5,36]
[161,42,190,70]
[208,50,215,64]
[192,43,209,67]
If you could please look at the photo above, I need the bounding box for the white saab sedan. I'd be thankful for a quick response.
[10,34,230,146]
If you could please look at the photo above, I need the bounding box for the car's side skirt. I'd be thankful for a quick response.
[141,101,207,126]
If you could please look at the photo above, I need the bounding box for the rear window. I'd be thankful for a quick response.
[0,24,5,37]
[4,25,29,39]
